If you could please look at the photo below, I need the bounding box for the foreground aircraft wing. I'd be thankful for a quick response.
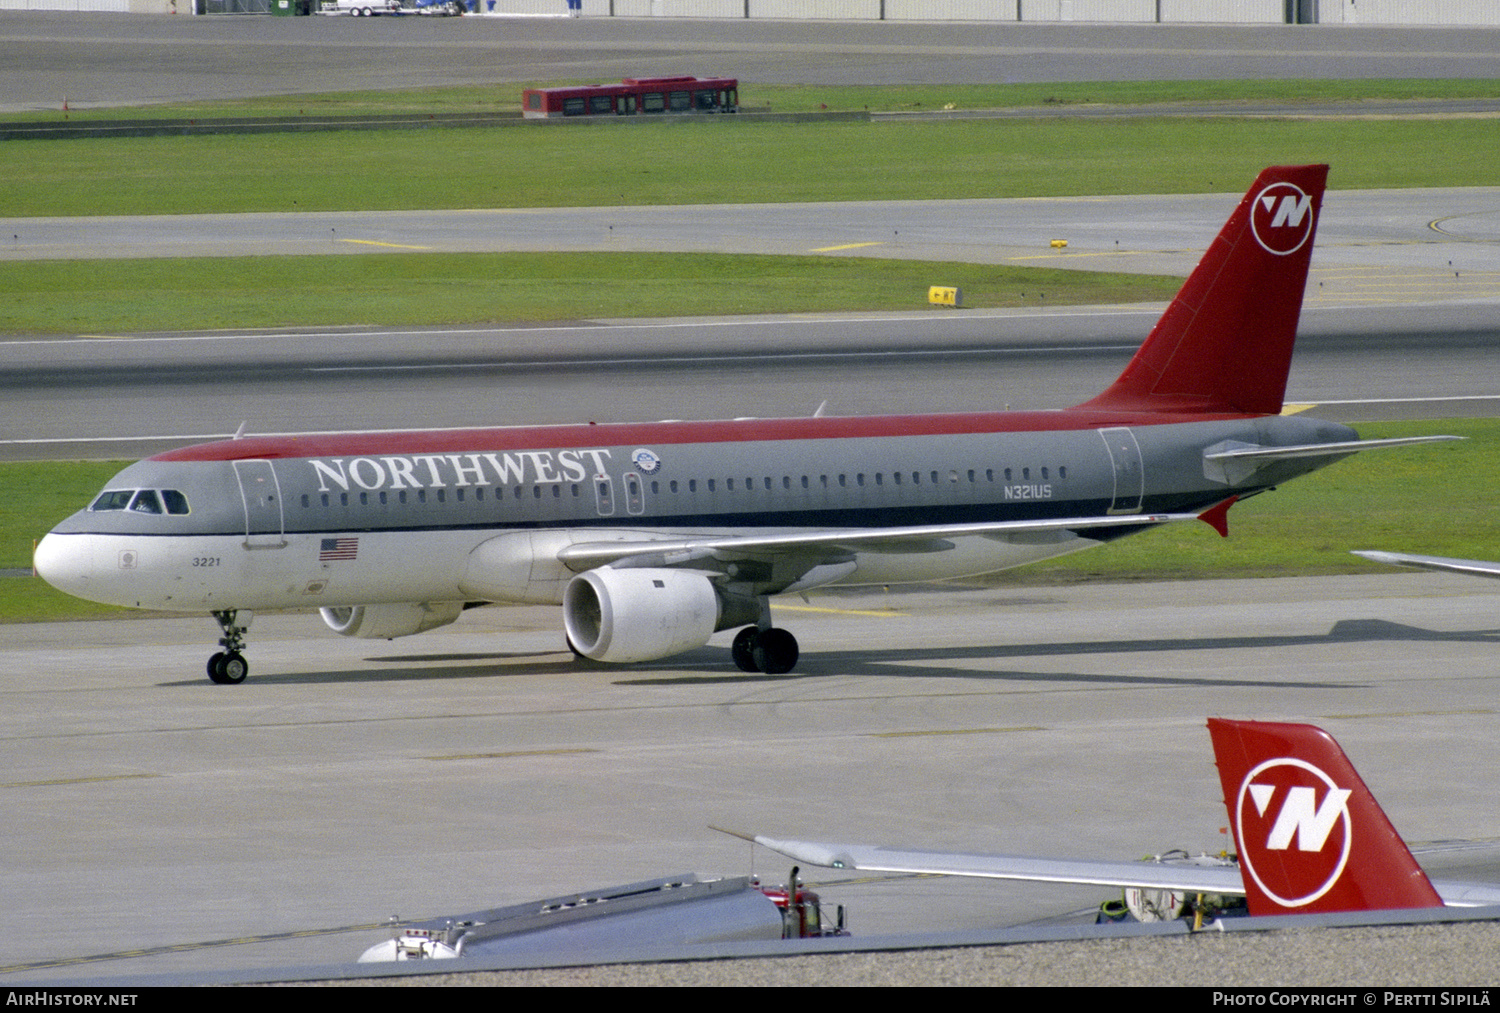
[1352,550,1500,580]
[555,510,1209,569]
[736,835,1243,895]
[736,719,1500,917]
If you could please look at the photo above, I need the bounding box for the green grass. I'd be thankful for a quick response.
[0,461,125,570]
[0,459,140,623]
[13,78,1500,120]
[0,253,1181,333]
[5,420,1493,622]
[0,577,137,624]
[6,116,1497,218]
[756,78,1500,113]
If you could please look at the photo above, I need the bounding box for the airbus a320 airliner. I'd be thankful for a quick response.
[34,165,1452,684]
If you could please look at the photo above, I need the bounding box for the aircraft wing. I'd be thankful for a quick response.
[744,834,1244,895]
[741,835,1500,908]
[555,510,1203,570]
[1352,551,1500,580]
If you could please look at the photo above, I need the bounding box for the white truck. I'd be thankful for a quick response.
[322,0,403,14]
[321,0,463,13]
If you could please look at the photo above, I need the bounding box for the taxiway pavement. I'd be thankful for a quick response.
[7,188,1500,294]
[2,573,1498,983]
[5,15,1500,112]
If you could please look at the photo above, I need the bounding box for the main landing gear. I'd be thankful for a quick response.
[207,609,251,685]
[731,625,799,675]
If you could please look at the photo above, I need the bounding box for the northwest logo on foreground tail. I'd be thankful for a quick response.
[34,165,1456,684]
[1208,719,1444,915]
[744,718,1499,921]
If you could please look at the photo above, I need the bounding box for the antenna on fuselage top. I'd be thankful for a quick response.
[813,401,827,418]
[232,421,247,440]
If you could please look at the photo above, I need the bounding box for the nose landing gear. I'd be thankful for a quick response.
[208,609,252,685]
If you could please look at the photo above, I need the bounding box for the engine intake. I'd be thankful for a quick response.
[564,568,719,663]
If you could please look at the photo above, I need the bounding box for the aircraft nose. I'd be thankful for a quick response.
[33,532,92,598]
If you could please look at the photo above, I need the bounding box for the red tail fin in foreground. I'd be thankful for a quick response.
[1077,164,1329,416]
[1207,718,1442,915]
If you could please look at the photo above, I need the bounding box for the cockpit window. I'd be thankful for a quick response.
[90,490,135,512]
[130,490,163,514]
[89,489,190,515]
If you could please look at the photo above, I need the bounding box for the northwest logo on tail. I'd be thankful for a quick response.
[1234,757,1352,908]
[1250,182,1316,255]
[1210,718,1445,914]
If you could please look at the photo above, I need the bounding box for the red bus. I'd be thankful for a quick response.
[522,77,738,119]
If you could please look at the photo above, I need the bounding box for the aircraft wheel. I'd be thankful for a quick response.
[207,652,229,684]
[752,627,798,675]
[217,652,249,685]
[730,627,759,672]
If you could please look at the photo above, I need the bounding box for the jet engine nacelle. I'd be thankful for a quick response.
[563,568,720,664]
[320,601,465,640]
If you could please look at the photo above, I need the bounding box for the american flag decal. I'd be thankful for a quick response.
[319,537,358,561]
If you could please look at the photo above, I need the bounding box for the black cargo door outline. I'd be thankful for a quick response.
[232,459,287,549]
[1098,428,1144,514]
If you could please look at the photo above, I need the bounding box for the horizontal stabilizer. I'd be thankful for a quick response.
[1204,435,1460,485]
[1204,435,1461,464]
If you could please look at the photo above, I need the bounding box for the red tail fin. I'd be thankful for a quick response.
[1207,718,1441,915]
[1077,165,1329,416]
